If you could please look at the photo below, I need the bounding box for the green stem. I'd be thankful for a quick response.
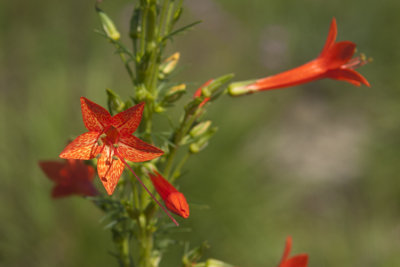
[164,1,175,36]
[138,219,154,267]
[116,45,135,85]
[171,151,190,182]
[119,235,131,267]
[164,111,198,177]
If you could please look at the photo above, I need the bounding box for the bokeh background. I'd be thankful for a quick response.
[1,0,400,266]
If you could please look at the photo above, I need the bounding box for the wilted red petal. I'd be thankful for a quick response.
[59,132,101,160]
[97,147,125,195]
[80,97,112,132]
[320,17,337,57]
[113,102,145,136]
[74,159,96,182]
[52,185,75,198]
[39,159,97,198]
[325,68,370,87]
[118,135,164,162]
[149,171,190,218]
[39,161,66,182]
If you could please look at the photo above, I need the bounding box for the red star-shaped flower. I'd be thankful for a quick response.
[39,159,97,198]
[278,237,308,267]
[59,97,163,195]
[229,18,370,95]
[149,171,189,218]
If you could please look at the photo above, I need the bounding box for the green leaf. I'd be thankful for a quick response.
[162,20,202,42]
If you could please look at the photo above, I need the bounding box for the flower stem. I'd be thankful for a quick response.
[119,235,131,267]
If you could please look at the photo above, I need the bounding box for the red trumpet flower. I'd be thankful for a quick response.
[149,171,189,218]
[229,18,369,95]
[39,159,97,198]
[278,237,308,267]
[59,97,163,195]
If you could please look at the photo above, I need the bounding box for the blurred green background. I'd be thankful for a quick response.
[1,0,400,266]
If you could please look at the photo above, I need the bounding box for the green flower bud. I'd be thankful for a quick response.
[160,52,180,75]
[164,83,186,103]
[96,7,120,41]
[106,88,125,113]
[205,259,234,267]
[190,121,212,138]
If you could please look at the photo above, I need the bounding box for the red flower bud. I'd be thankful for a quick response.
[149,171,189,219]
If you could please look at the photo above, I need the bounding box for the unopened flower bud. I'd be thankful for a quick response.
[149,171,189,218]
[205,259,234,267]
[189,127,217,154]
[106,88,125,113]
[190,121,211,138]
[96,7,120,41]
[160,52,180,75]
[189,139,209,154]
[164,83,186,103]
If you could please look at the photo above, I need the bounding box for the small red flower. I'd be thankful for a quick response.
[229,18,369,95]
[59,97,163,195]
[39,159,97,198]
[193,79,213,107]
[278,237,308,267]
[149,171,189,218]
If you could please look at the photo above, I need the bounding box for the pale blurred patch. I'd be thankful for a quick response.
[243,96,369,183]
[259,25,289,70]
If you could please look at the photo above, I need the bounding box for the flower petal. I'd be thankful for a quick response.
[80,97,112,132]
[52,185,75,198]
[321,41,356,69]
[59,132,101,160]
[320,17,337,57]
[325,68,370,87]
[39,161,65,182]
[112,102,145,136]
[76,181,98,196]
[73,159,96,181]
[118,135,164,162]
[97,147,125,195]
[280,236,292,264]
[249,60,325,91]
[283,254,309,267]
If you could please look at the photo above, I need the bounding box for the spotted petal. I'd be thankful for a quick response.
[59,132,101,160]
[118,135,164,162]
[97,147,125,195]
[80,97,112,132]
[112,102,145,136]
